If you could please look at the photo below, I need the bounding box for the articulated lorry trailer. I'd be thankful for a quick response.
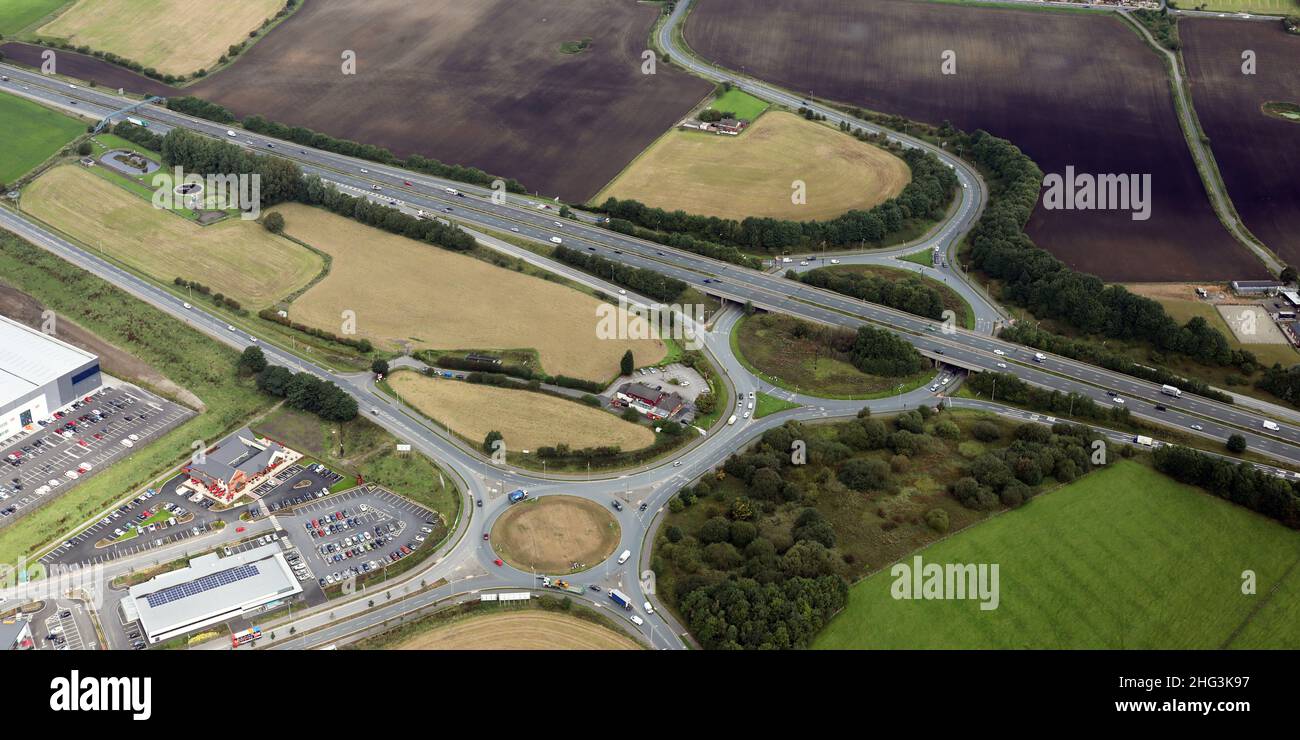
[609,589,632,610]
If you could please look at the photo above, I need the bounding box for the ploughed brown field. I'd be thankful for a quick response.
[686,0,1268,282]
[0,42,176,97]
[188,0,712,202]
[1182,20,1300,269]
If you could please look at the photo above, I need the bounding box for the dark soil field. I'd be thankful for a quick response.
[686,0,1268,282]
[0,42,176,97]
[189,0,711,202]
[1182,19,1300,269]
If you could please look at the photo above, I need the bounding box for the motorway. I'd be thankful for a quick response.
[2,2,1300,648]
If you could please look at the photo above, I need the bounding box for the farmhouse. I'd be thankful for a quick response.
[181,426,289,503]
[679,117,750,135]
[615,382,685,420]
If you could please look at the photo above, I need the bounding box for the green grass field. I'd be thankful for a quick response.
[814,460,1300,649]
[708,88,769,120]
[0,0,66,35]
[1181,0,1298,15]
[0,92,84,184]
[753,391,800,418]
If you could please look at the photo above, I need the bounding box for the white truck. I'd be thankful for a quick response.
[1263,420,1281,432]
[1160,384,1182,398]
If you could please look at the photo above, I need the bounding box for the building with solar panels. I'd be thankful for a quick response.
[122,543,302,644]
[0,315,102,442]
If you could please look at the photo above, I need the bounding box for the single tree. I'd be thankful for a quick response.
[1226,434,1247,454]
[371,358,389,376]
[620,349,634,376]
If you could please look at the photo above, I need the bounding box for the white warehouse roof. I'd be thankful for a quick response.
[128,543,301,642]
[0,314,98,405]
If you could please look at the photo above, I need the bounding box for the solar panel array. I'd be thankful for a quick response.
[144,564,260,608]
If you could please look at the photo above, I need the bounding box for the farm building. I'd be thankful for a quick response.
[615,382,686,420]
[181,426,289,502]
[1231,280,1285,296]
[0,315,102,442]
[121,544,301,644]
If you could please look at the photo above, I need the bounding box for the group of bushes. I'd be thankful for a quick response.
[255,364,357,422]
[237,346,357,422]
[962,130,1256,377]
[173,277,242,312]
[166,96,237,124]
[161,129,304,209]
[109,121,164,151]
[553,245,686,302]
[595,148,956,254]
[848,325,927,377]
[1154,445,1300,529]
[796,268,946,321]
[949,421,1105,511]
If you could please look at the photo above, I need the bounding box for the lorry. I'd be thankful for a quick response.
[508,489,529,504]
[1160,384,1182,398]
[542,577,586,595]
[1133,435,1155,447]
[608,589,632,610]
[1033,352,1046,363]
[126,116,148,127]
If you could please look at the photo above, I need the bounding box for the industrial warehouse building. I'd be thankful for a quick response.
[121,543,302,644]
[0,315,102,442]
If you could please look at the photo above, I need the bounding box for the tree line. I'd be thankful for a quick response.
[1153,445,1300,529]
[595,148,957,253]
[553,245,687,302]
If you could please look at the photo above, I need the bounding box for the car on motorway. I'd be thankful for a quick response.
[226,130,237,137]
[1190,424,1204,431]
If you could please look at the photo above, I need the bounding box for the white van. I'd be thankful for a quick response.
[1263,420,1281,432]
[617,549,631,565]
[226,130,237,137]
[549,236,563,245]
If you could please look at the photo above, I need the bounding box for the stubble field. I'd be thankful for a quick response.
[685,0,1265,281]
[189,0,712,202]
[1182,19,1300,269]
[35,0,285,77]
[594,111,911,220]
[386,611,640,650]
[387,372,655,453]
[274,203,665,381]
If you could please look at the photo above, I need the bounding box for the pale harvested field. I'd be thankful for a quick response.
[595,111,910,221]
[276,204,665,380]
[387,372,654,453]
[23,166,321,309]
[1217,304,1288,345]
[492,495,621,573]
[390,611,639,650]
[37,0,285,77]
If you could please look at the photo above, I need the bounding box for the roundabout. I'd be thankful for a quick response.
[489,495,621,574]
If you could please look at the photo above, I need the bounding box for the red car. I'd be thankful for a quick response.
[77,439,88,447]
[403,180,412,186]
[236,526,245,533]
[494,558,503,567]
